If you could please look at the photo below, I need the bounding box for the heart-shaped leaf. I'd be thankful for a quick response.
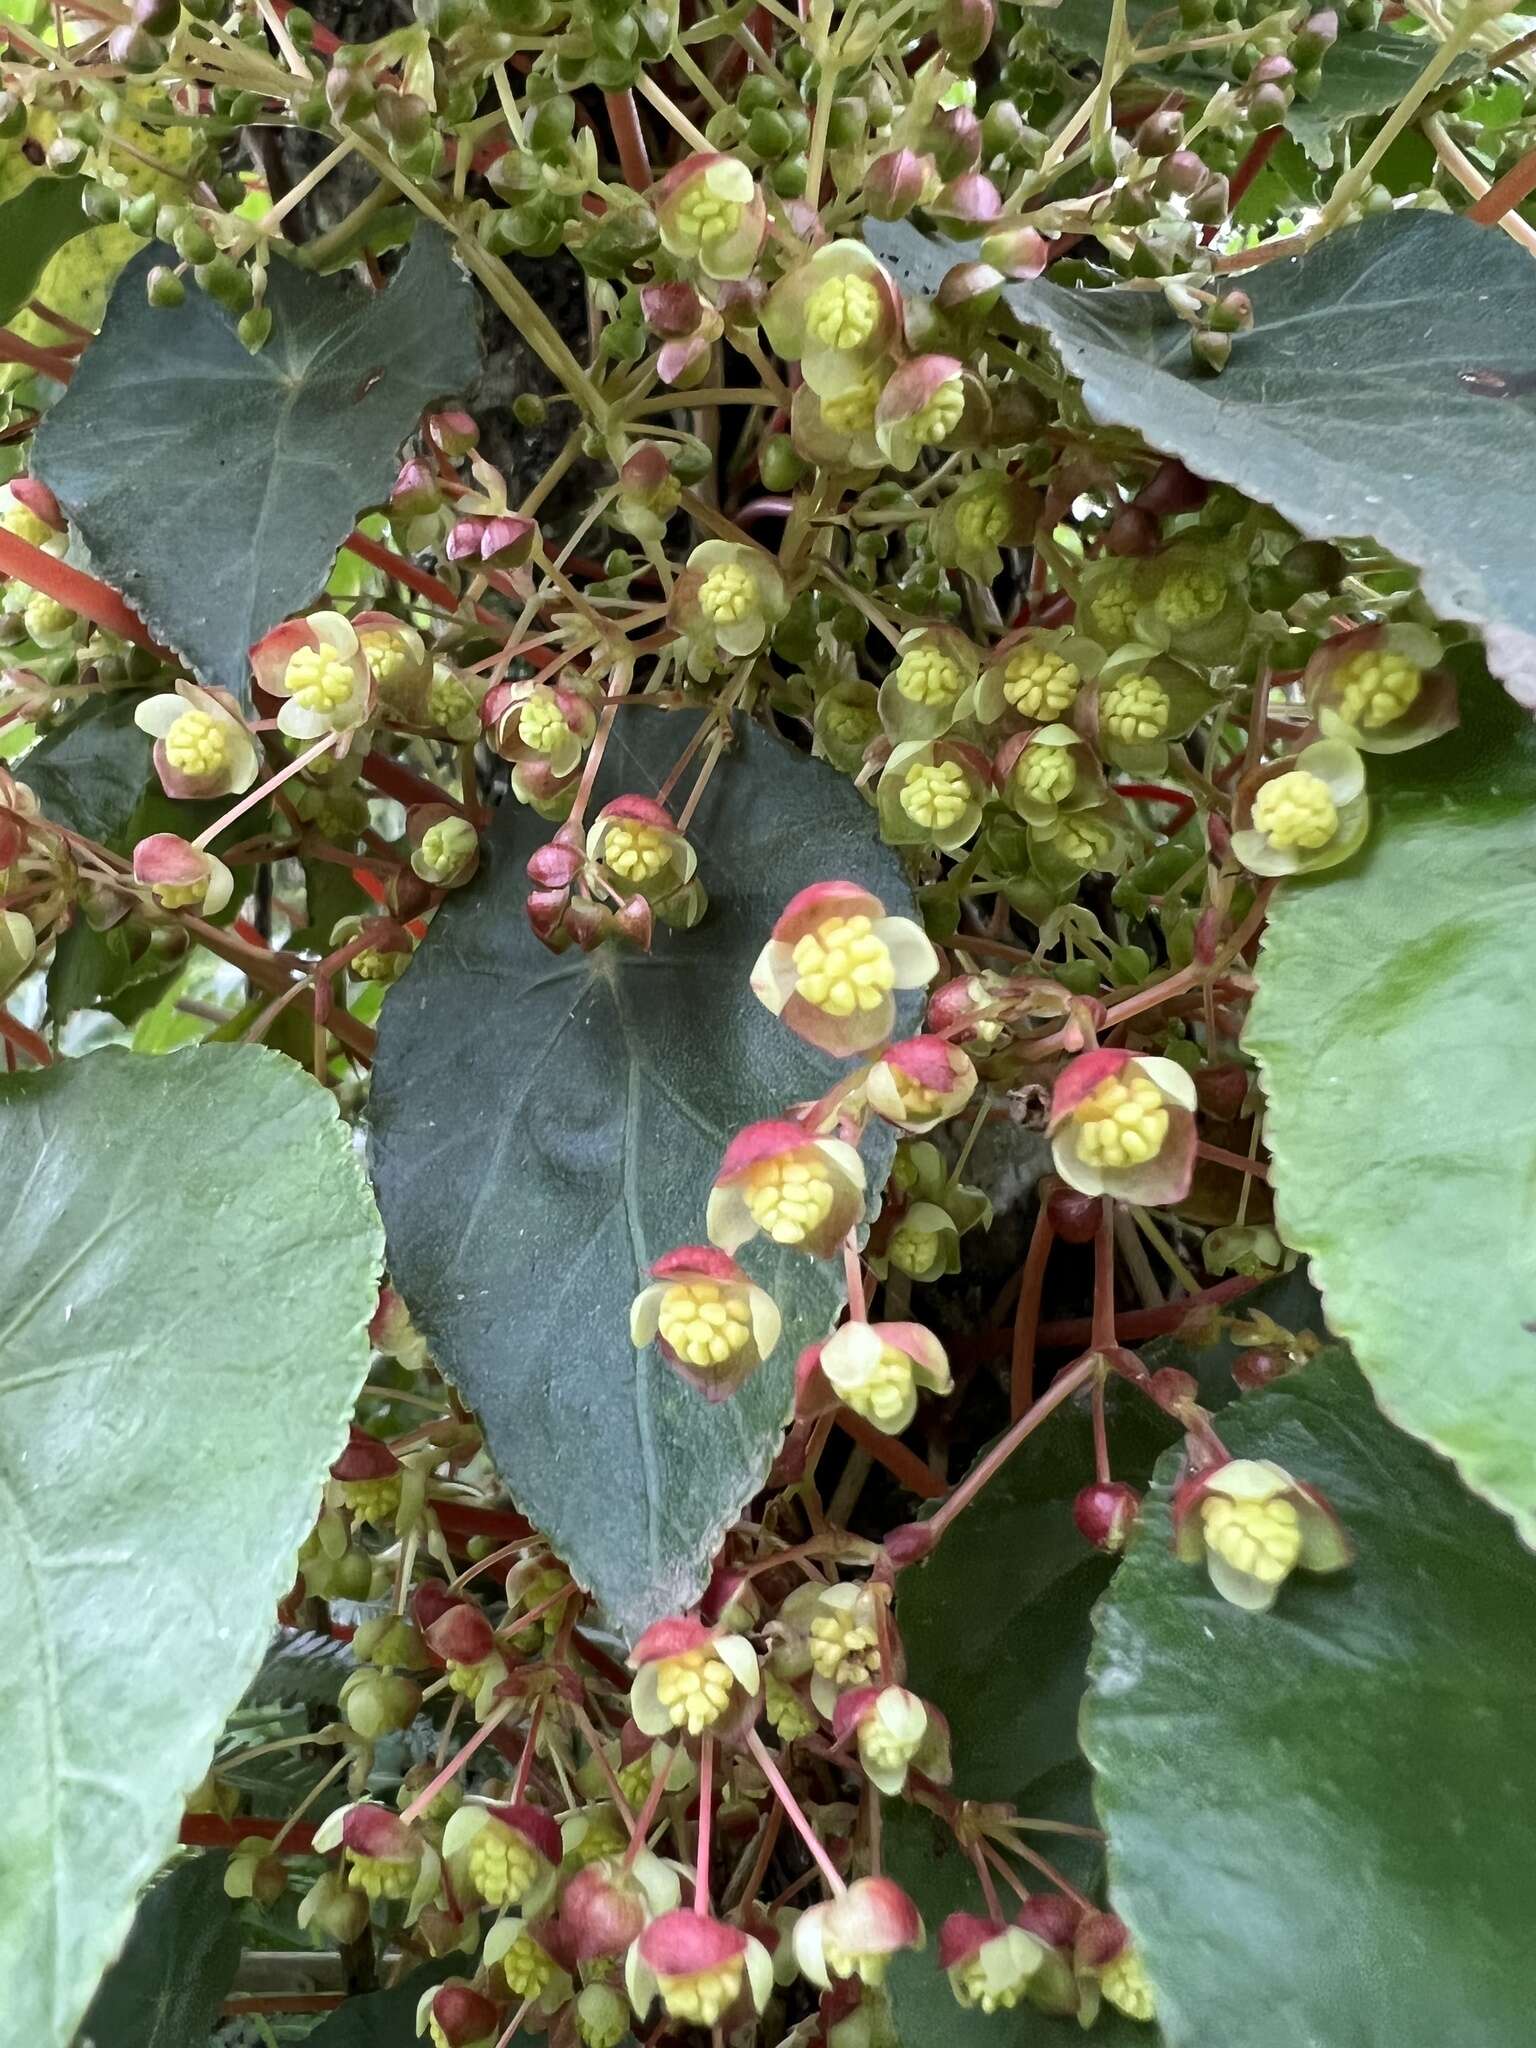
[1083,1351,1536,2047]
[369,716,920,1639]
[1246,663,1536,1540]
[0,1044,381,2044]
[0,175,89,327]
[868,213,1536,706]
[35,228,479,701]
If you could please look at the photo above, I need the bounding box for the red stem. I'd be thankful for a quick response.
[1113,781,1197,832]
[694,1736,714,1914]
[0,327,78,381]
[179,1813,318,1851]
[834,1410,945,1499]
[0,1007,52,1066]
[745,1729,846,1896]
[1090,1202,1117,1352]
[1009,1205,1055,1422]
[604,89,653,188]
[0,528,168,655]
[1197,1140,1270,1180]
[1204,124,1283,244]
[925,1354,1098,1546]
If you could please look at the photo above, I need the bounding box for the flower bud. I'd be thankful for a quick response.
[1073,1481,1141,1552]
[865,148,938,221]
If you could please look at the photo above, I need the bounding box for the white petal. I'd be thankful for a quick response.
[1205,1458,1289,1501]
[133,694,182,739]
[874,916,940,988]
[1133,1055,1198,1113]
[630,1665,669,1737]
[313,611,359,655]
[749,1284,782,1361]
[440,1803,489,1859]
[630,1284,664,1348]
[705,1184,754,1254]
[202,856,235,917]
[311,1805,351,1853]
[1230,826,1299,878]
[717,1631,760,1695]
[816,1137,866,1192]
[633,1848,682,1917]
[793,1908,832,1991]
[1206,1549,1281,1612]
[1050,1127,1105,1199]
[277,700,327,741]
[750,939,796,1016]
[744,1935,776,2013]
[625,1943,656,2018]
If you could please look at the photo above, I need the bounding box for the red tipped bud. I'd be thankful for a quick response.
[1073,1480,1142,1552]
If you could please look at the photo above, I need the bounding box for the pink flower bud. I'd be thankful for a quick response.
[1073,1481,1141,1552]
[866,149,938,221]
[428,409,480,457]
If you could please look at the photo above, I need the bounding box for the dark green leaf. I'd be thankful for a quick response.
[885,1272,1326,2046]
[369,716,920,1640]
[242,1628,356,1710]
[299,1961,457,2048]
[1083,1351,1536,2047]
[76,1854,240,2048]
[35,229,480,702]
[0,1045,382,2045]
[0,176,89,328]
[868,213,1536,706]
[1287,28,1478,164]
[1247,665,1536,1539]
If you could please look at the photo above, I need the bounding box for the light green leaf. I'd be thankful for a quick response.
[0,1044,382,2044]
[0,176,88,328]
[885,1270,1326,2046]
[35,229,480,702]
[76,1854,240,2048]
[1083,1351,1536,2047]
[1246,665,1536,1539]
[868,212,1536,707]
[369,716,920,1641]
[1287,28,1478,165]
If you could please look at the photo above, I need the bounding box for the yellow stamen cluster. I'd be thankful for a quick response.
[844,1345,916,1428]
[899,759,970,831]
[2,504,52,548]
[1072,1072,1169,1170]
[499,1932,557,1998]
[1334,648,1421,730]
[658,1961,744,2027]
[446,1657,495,1701]
[1087,571,1139,640]
[824,1937,889,1987]
[699,562,757,625]
[1252,769,1337,851]
[658,1280,751,1368]
[153,879,210,910]
[675,187,743,249]
[25,593,74,640]
[1014,743,1076,806]
[340,1475,401,1526]
[888,1221,940,1275]
[163,709,232,778]
[1053,816,1109,867]
[807,1609,878,1687]
[429,673,475,729]
[285,645,357,713]
[892,1070,944,1120]
[1101,1950,1156,2022]
[427,2017,454,2048]
[910,378,966,448]
[519,694,569,755]
[360,628,408,684]
[1201,1492,1301,1587]
[1003,648,1080,717]
[510,1566,571,1648]
[955,487,1010,547]
[860,1720,921,1777]
[955,1957,1027,2014]
[346,1852,414,1901]
[1100,674,1170,745]
[765,1672,818,1739]
[654,1647,736,1735]
[566,1810,627,1867]
[418,818,477,883]
[894,648,965,707]
[806,273,880,350]
[617,1756,653,1807]
[469,1820,540,1908]
[1154,562,1226,629]
[743,1151,834,1245]
[652,1270,764,1376]
[823,376,881,432]
[602,820,672,881]
[791,913,894,1017]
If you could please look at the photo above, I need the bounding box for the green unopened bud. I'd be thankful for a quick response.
[238,305,272,353]
[340,1668,423,1739]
